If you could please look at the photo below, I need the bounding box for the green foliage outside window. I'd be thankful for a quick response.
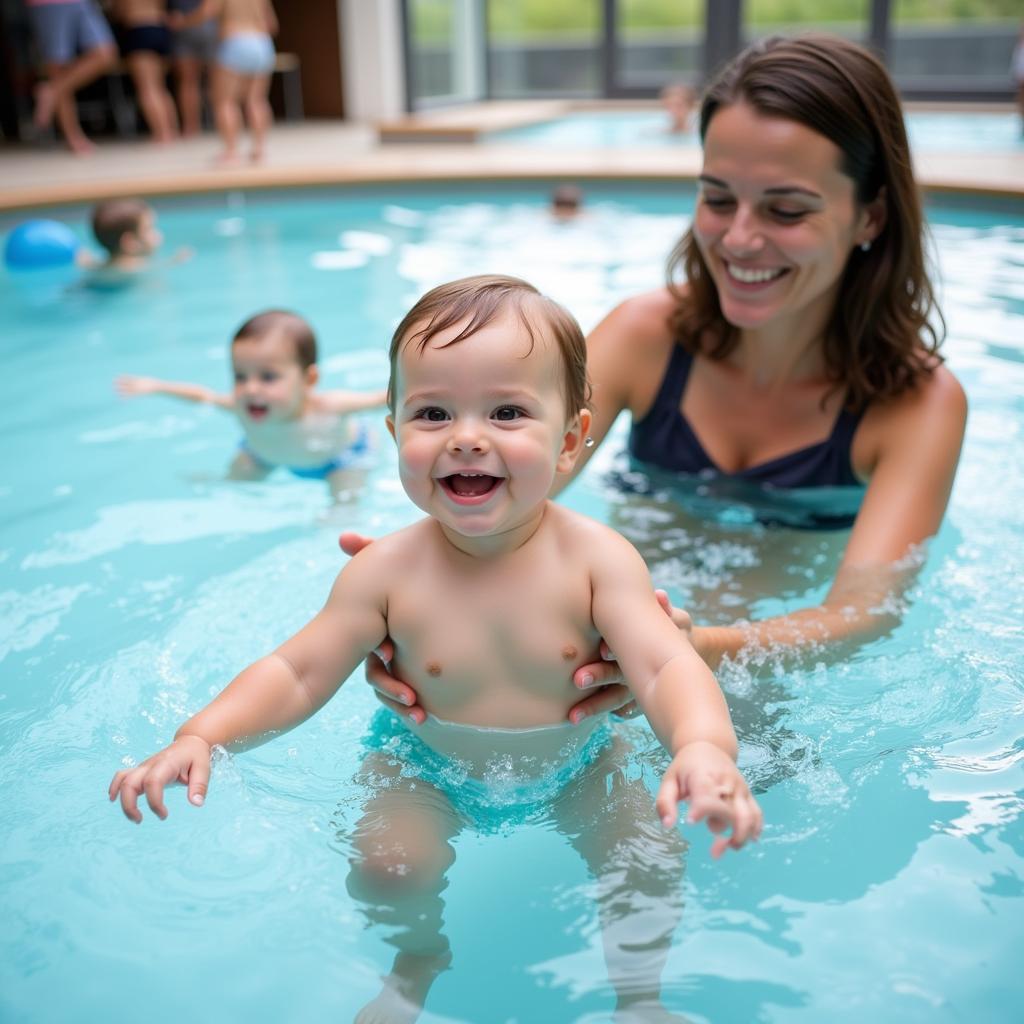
[409,0,1021,44]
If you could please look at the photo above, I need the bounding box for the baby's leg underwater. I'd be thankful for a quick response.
[347,752,463,1024]
[555,735,693,1024]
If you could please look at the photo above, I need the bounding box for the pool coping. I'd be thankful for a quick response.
[1,106,1021,213]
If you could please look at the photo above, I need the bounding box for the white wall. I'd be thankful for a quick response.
[339,0,407,122]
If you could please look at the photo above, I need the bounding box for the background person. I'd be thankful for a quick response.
[167,0,217,136]
[169,0,277,164]
[659,82,696,134]
[116,309,386,497]
[112,0,178,143]
[27,0,117,154]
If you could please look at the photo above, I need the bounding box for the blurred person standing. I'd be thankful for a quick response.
[169,0,276,164]
[113,0,178,142]
[167,0,216,136]
[27,0,118,154]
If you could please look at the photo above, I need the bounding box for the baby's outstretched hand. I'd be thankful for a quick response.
[656,741,762,858]
[108,735,211,823]
[116,375,159,397]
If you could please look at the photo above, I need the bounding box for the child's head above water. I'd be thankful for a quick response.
[550,185,583,222]
[91,198,163,259]
[386,274,592,540]
[387,274,590,418]
[231,309,319,424]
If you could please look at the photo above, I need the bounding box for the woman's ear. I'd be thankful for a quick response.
[859,185,888,247]
[556,408,593,474]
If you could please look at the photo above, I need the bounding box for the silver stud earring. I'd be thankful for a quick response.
[860,240,872,252]
[584,436,595,448]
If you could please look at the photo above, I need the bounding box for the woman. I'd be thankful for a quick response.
[346,34,967,725]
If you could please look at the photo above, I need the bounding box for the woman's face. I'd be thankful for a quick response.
[693,101,878,338]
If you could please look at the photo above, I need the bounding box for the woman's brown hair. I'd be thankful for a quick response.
[668,33,944,409]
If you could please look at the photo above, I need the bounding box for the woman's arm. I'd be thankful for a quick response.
[687,365,968,668]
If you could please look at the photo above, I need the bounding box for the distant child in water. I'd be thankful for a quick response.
[549,184,583,223]
[79,198,179,276]
[659,82,696,133]
[110,275,761,1023]
[116,309,386,494]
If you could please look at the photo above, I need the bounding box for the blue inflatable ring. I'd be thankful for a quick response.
[4,219,80,270]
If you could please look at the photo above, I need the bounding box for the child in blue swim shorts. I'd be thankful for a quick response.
[169,0,277,163]
[116,308,386,495]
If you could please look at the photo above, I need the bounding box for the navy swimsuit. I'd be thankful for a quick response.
[626,345,867,527]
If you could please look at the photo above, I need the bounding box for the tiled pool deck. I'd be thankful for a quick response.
[0,102,1020,212]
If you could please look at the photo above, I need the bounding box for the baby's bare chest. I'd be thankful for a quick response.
[386,566,599,716]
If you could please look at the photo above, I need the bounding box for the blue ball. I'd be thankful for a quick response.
[4,219,80,270]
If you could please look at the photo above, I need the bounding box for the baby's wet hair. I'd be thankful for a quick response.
[388,274,590,416]
[91,198,151,256]
[232,310,317,369]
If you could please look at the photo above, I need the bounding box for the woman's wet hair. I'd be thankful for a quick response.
[232,310,317,369]
[669,33,944,408]
[388,274,591,417]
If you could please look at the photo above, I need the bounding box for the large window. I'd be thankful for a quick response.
[487,0,602,98]
[406,0,485,108]
[889,0,1019,95]
[614,0,704,93]
[743,0,869,46]
[401,0,1019,110]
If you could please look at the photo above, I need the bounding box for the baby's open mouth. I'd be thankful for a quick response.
[441,472,502,500]
[246,402,269,420]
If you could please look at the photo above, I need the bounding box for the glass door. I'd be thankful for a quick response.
[487,0,603,98]
[611,0,704,96]
[406,0,486,109]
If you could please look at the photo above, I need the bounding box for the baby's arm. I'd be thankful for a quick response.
[115,375,233,409]
[316,389,388,415]
[590,529,762,857]
[109,548,389,822]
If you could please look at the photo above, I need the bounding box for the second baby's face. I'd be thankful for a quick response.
[231,332,313,423]
[388,307,582,543]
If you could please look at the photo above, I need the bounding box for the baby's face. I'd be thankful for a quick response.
[131,210,163,256]
[388,308,583,542]
[231,333,313,423]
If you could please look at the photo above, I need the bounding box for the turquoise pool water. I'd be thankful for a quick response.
[1,184,1023,1023]
[487,110,1023,152]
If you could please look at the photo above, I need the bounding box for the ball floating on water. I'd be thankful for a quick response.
[4,219,80,270]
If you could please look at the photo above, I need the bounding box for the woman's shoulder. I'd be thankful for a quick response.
[858,361,967,468]
[599,286,680,337]
[874,361,966,424]
[589,287,683,362]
